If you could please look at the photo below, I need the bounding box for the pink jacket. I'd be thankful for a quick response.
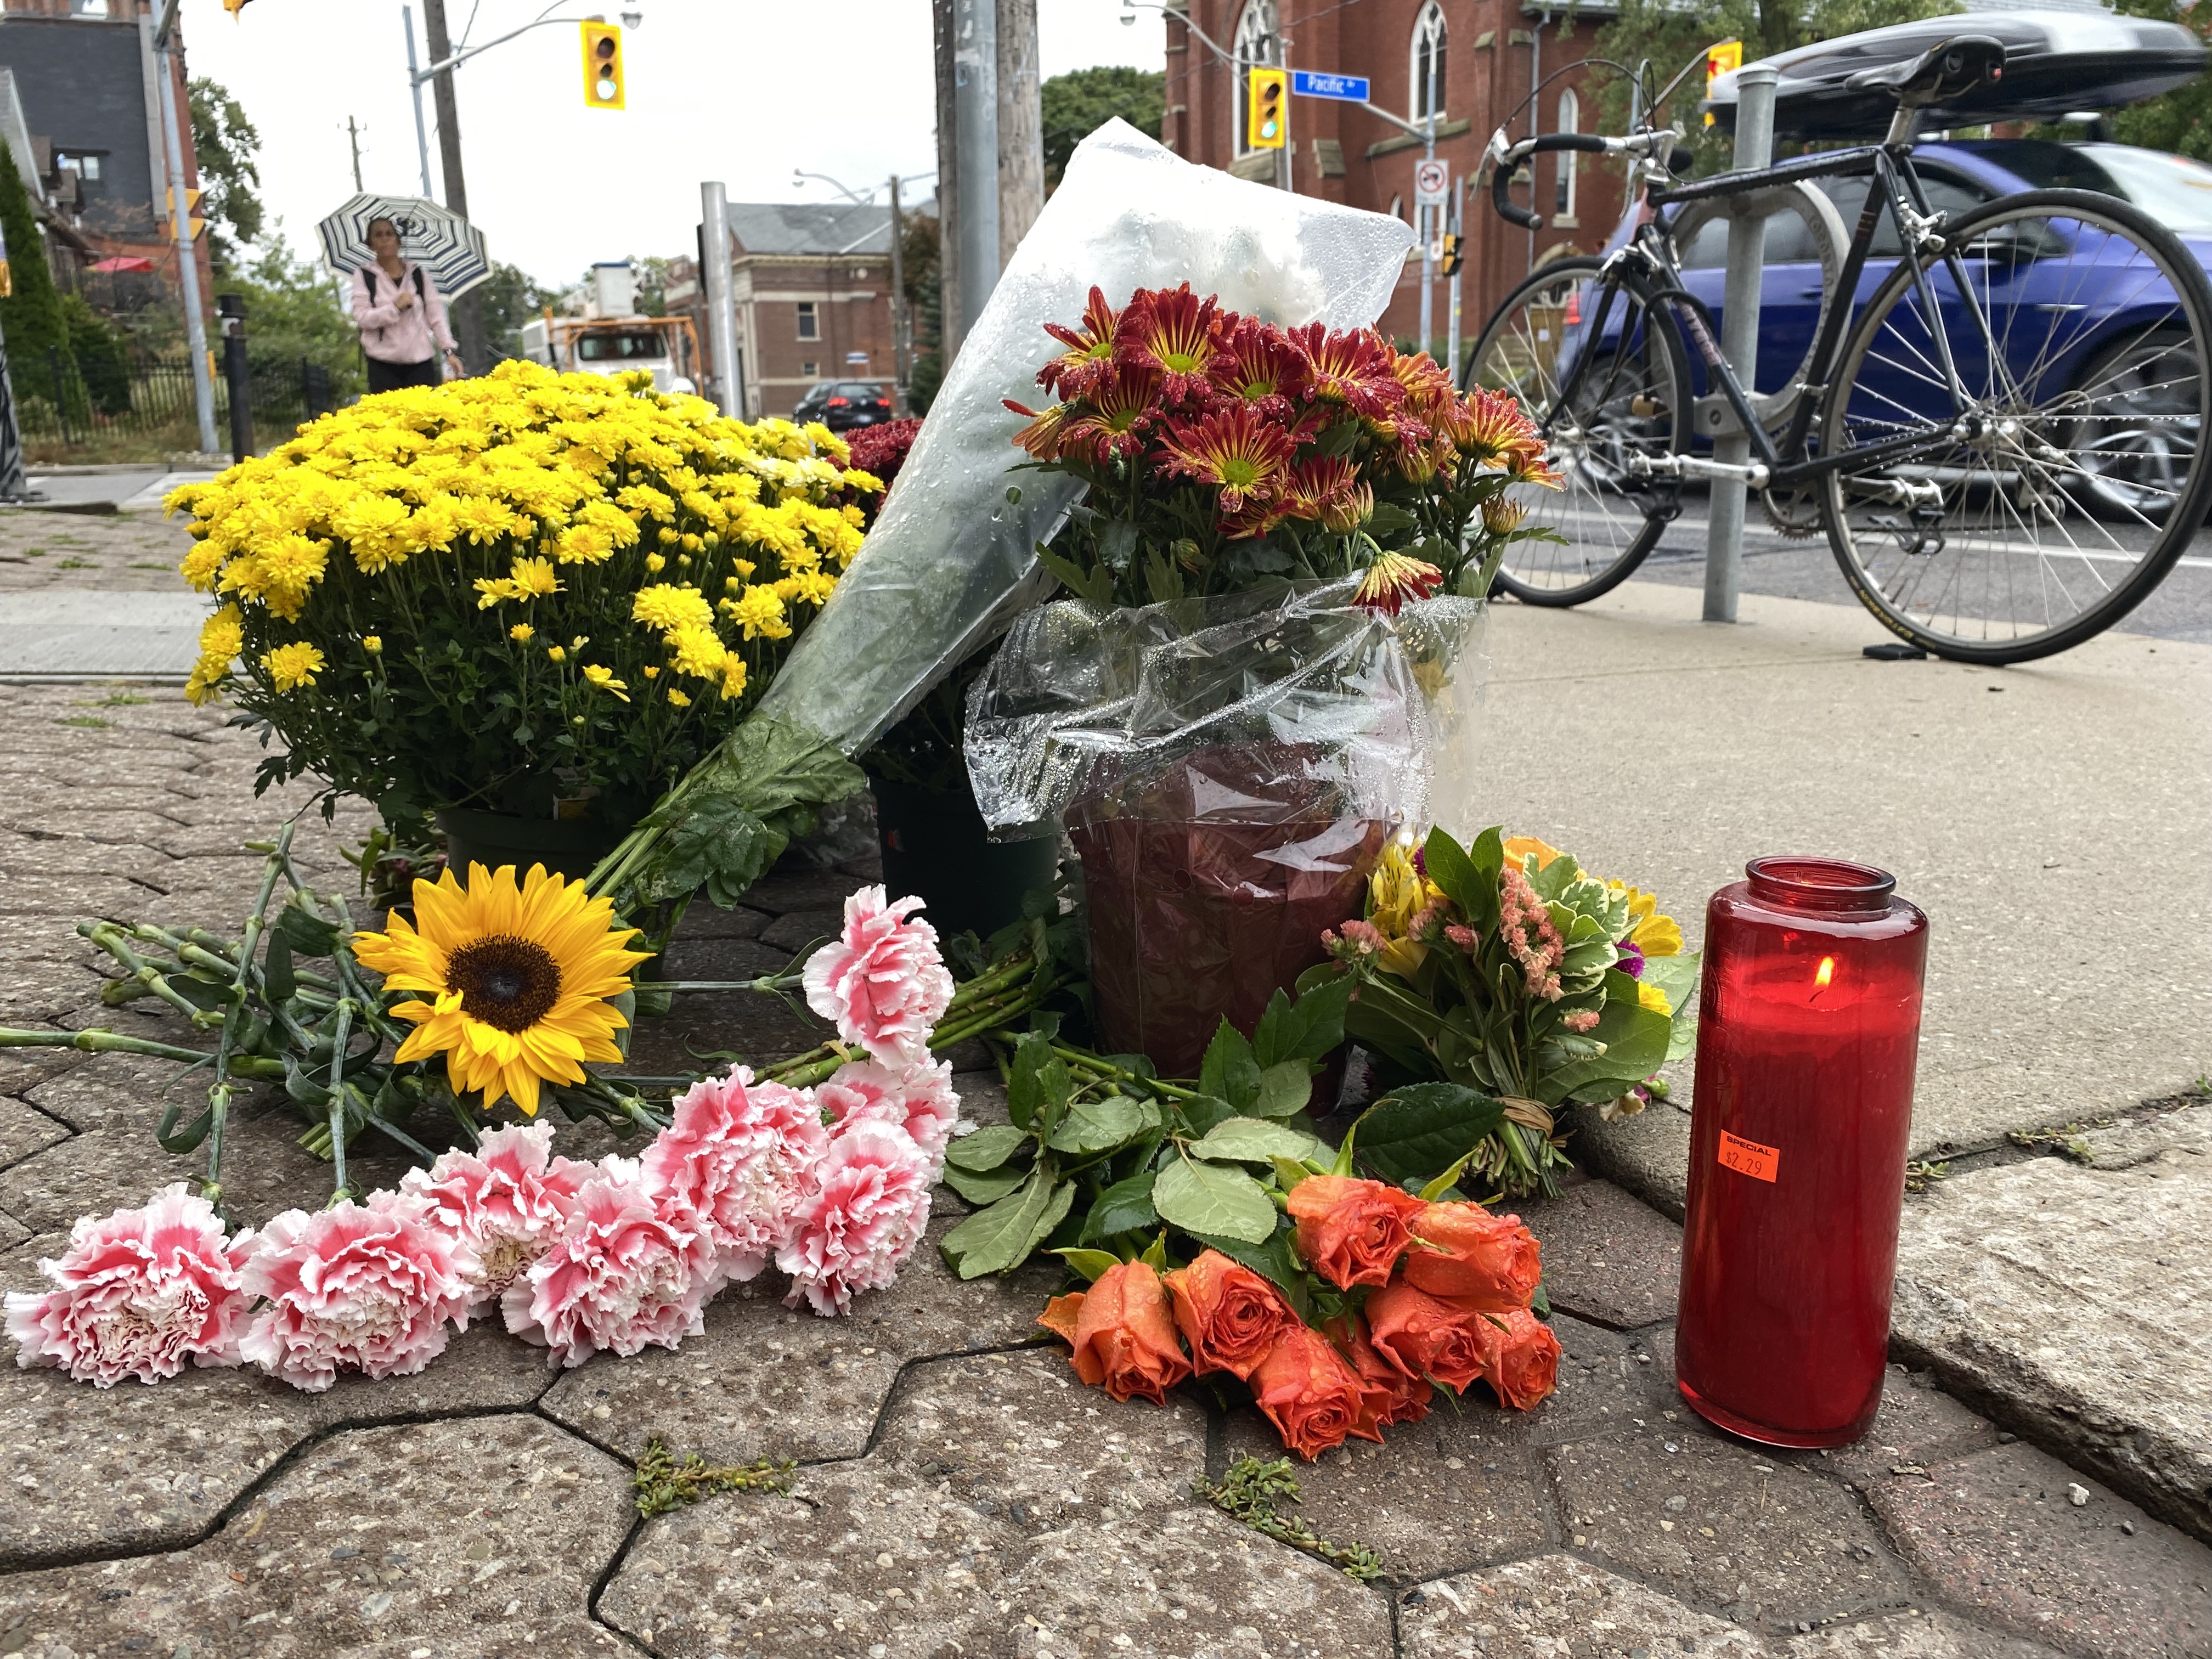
[351,261,457,365]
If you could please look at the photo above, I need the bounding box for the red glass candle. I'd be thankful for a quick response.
[1675,857,1928,1447]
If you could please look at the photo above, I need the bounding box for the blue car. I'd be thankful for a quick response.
[1607,137,2212,517]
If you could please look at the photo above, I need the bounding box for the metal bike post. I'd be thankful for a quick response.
[1703,63,1776,624]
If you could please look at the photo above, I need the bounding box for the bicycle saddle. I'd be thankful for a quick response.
[1844,33,2006,108]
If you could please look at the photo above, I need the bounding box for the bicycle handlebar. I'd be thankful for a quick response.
[1486,128,1672,230]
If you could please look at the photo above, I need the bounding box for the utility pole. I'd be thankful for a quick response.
[932,0,962,363]
[345,117,365,192]
[419,0,484,374]
[951,0,1000,343]
[1419,52,1438,357]
[995,0,1043,267]
[403,7,435,198]
[888,174,910,416]
[146,2,219,458]
[699,183,741,418]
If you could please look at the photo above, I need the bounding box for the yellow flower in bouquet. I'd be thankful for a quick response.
[1608,881,1684,957]
[163,363,878,831]
[1365,843,1442,978]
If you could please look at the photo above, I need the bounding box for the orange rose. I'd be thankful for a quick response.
[1485,1306,1562,1410]
[1250,1322,1369,1460]
[1033,1261,1192,1405]
[1161,1249,1297,1380]
[1284,1174,1426,1290]
[1325,1313,1433,1440]
[1363,1280,1492,1393]
[1401,1201,1542,1312]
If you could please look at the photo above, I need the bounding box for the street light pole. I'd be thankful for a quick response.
[419,0,486,374]
[952,0,1000,341]
[145,5,218,457]
[888,174,910,416]
[699,182,741,419]
[403,7,435,199]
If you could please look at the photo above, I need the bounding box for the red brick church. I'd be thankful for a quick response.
[1165,0,1613,362]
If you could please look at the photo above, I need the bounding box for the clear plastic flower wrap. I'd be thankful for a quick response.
[965,578,1479,1074]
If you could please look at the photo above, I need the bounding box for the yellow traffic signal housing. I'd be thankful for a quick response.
[222,0,253,15]
[581,21,625,111]
[166,186,206,241]
[1440,232,1462,276]
[1704,40,1742,126]
[1247,66,1286,150]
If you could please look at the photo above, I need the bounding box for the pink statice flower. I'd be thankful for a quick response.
[1499,863,1566,1001]
[399,1122,594,1307]
[1322,918,1388,963]
[1561,1007,1601,1034]
[504,1156,716,1367]
[4,1184,258,1387]
[239,1192,477,1392]
[640,1066,826,1286]
[776,1121,933,1316]
[801,886,955,1068]
[817,1057,967,1175]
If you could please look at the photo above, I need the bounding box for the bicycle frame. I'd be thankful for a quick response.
[1568,139,2008,490]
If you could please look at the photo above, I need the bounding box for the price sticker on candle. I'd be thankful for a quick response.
[1718,1130,1780,1183]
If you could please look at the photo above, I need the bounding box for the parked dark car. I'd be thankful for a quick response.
[792,381,892,432]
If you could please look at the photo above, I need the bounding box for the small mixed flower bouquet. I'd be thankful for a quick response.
[166,362,880,837]
[1006,283,1560,613]
[1317,827,1698,1195]
[4,884,968,1391]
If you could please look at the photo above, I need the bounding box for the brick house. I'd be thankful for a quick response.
[667,201,919,421]
[0,0,213,314]
[1166,0,1617,361]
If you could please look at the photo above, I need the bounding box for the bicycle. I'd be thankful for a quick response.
[1465,35,2212,663]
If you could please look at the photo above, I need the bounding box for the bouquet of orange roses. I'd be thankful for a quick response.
[1037,1166,1559,1461]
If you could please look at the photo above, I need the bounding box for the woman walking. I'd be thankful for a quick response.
[351,217,463,391]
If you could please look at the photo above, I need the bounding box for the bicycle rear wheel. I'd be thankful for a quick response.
[1818,188,2212,663]
[1465,257,1690,606]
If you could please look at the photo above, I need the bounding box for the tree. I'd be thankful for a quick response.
[188,77,265,267]
[1592,0,1960,168]
[473,262,560,361]
[1040,66,1164,191]
[60,294,131,416]
[0,138,78,405]
[900,211,944,414]
[2101,0,2212,161]
[228,239,363,402]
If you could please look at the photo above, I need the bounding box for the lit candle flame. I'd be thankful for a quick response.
[1814,956,1835,990]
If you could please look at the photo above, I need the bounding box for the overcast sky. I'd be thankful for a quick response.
[179,0,1166,286]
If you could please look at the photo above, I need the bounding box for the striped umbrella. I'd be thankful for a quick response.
[316,194,490,299]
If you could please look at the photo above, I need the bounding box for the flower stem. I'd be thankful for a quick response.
[325,998,355,1202]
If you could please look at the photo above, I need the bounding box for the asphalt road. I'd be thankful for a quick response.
[1617,496,2212,646]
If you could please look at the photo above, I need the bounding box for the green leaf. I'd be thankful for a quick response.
[1021,1180,1078,1262]
[1153,1155,1277,1245]
[1531,1281,1551,1318]
[1539,998,1674,1103]
[945,1125,1031,1173]
[1199,1021,1263,1114]
[943,1163,1028,1206]
[1178,1093,1239,1137]
[1079,1170,1160,1242]
[1355,1082,1508,1188]
[1418,1147,1480,1203]
[1139,1230,1172,1271]
[1007,1032,1063,1132]
[1639,951,1700,1011]
[1189,1118,1326,1166]
[1270,1155,1316,1192]
[274,904,340,957]
[1251,1060,1316,1119]
[1252,977,1355,1068]
[1047,1092,1152,1155]
[1036,543,1115,609]
[261,931,297,1004]
[1051,1247,1124,1283]
[942,1164,1060,1278]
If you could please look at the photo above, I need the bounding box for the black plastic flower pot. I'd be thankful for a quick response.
[865,770,1059,944]
[435,808,635,886]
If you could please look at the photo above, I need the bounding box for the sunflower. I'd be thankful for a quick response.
[353,862,652,1115]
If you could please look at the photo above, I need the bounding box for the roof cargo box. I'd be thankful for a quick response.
[1703,8,2206,141]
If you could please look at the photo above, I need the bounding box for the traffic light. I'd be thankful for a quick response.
[166,187,205,242]
[222,0,253,15]
[581,20,625,110]
[1247,66,1286,150]
[1704,39,1742,126]
[1440,232,1462,276]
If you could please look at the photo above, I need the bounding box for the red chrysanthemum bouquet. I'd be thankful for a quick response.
[1006,283,1561,612]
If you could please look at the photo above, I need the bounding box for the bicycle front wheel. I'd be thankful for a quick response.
[1465,256,1691,606]
[1818,188,2212,663]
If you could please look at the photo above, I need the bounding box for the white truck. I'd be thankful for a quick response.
[517,261,701,393]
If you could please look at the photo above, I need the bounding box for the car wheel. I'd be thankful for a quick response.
[2066,325,2203,525]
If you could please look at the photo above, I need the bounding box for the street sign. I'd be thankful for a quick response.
[1291,69,1370,102]
[1414,159,1449,205]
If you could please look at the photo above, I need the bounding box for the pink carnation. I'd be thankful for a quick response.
[238,1192,477,1392]
[4,1184,258,1387]
[776,1121,934,1316]
[641,1066,826,1286]
[503,1156,716,1367]
[819,1057,967,1174]
[399,1122,594,1306]
[801,885,955,1068]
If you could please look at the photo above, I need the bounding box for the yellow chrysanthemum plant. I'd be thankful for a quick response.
[168,364,878,845]
[1304,825,1700,1198]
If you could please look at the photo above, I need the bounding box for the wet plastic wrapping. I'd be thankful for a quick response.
[748,118,1415,757]
[965,579,1485,1075]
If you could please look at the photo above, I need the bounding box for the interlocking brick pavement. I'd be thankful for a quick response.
[1,684,2205,1658]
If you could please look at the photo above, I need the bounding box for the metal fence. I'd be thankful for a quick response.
[16,351,340,456]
